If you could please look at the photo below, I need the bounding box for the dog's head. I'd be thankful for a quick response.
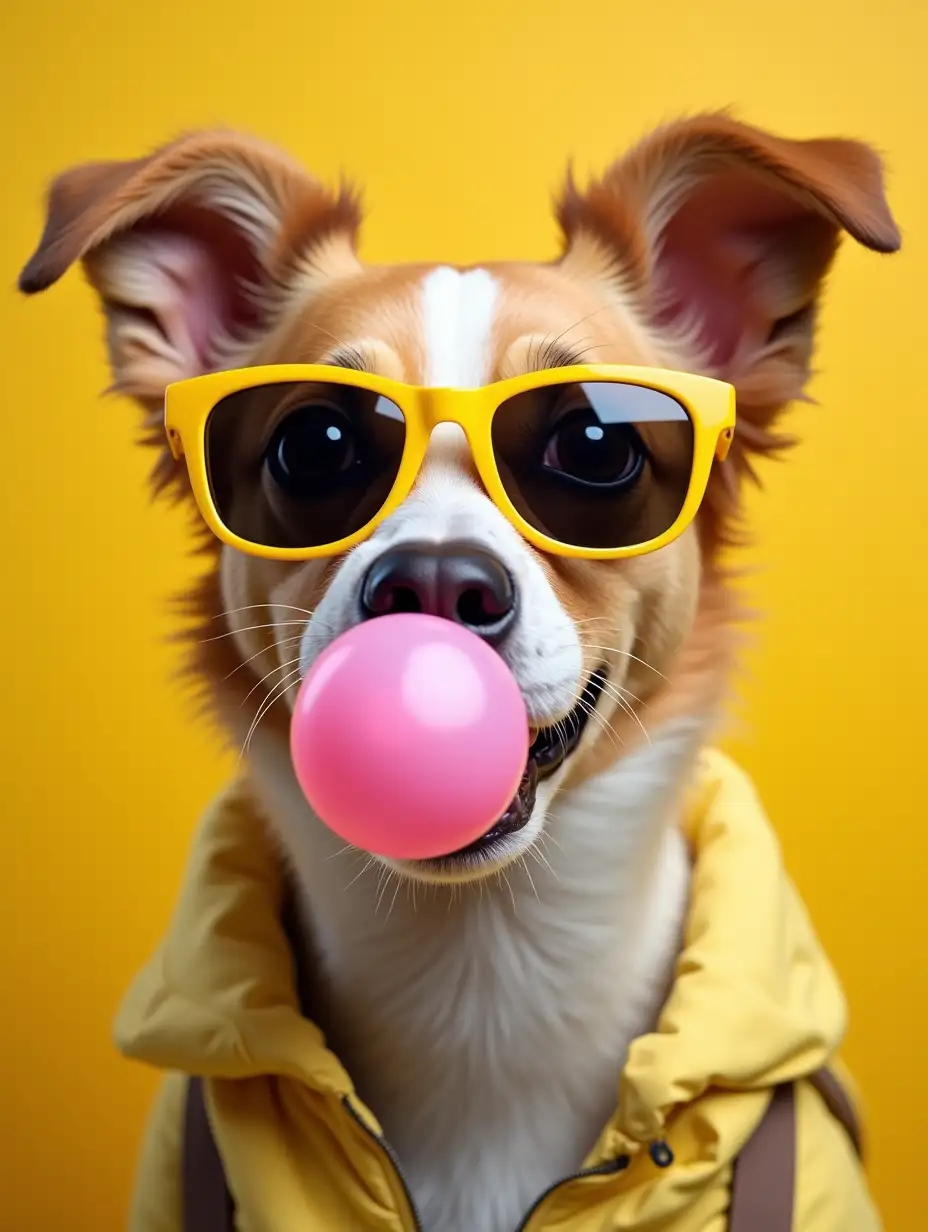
[20,117,898,882]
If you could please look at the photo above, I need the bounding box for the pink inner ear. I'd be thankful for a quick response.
[130,203,264,374]
[655,168,821,370]
[142,232,231,368]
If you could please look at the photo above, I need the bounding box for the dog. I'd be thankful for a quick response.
[20,113,899,1232]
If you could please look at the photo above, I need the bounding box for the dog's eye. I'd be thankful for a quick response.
[265,403,358,494]
[541,406,645,489]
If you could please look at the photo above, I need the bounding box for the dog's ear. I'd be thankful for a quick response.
[19,131,360,489]
[557,112,900,536]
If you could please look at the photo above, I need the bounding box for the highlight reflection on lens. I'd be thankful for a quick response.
[205,381,407,549]
[492,380,694,549]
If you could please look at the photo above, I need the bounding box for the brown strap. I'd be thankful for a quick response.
[729,1083,797,1232]
[180,894,306,1232]
[727,1068,863,1232]
[182,1077,236,1232]
[810,1067,863,1159]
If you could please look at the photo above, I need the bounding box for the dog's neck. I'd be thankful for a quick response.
[247,715,706,1232]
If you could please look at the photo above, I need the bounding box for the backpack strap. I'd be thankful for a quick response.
[728,1083,797,1232]
[182,1077,236,1232]
[179,893,307,1232]
[809,1067,863,1158]
[728,1070,863,1232]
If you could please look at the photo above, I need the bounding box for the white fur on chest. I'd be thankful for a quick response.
[249,720,700,1232]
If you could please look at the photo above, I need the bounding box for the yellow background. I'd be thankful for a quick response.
[2,1,924,1227]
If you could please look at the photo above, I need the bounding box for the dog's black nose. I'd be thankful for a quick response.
[361,542,517,644]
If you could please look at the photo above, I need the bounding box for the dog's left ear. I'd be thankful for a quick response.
[19,131,360,493]
[558,113,900,507]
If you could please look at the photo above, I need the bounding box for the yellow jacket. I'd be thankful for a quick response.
[116,749,881,1230]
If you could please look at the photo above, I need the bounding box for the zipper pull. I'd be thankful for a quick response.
[648,1139,674,1168]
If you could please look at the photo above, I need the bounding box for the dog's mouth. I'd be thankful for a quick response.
[421,667,608,865]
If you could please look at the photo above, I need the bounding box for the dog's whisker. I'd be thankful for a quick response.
[567,341,610,363]
[221,633,305,683]
[580,644,669,680]
[323,842,355,864]
[304,320,356,352]
[537,828,563,856]
[535,306,614,368]
[243,670,301,753]
[376,868,397,915]
[242,675,295,755]
[520,858,540,901]
[499,869,518,916]
[239,667,302,760]
[202,612,343,645]
[575,696,623,752]
[605,688,652,745]
[212,602,317,620]
[386,876,404,921]
[597,677,649,711]
[342,855,377,891]
[528,843,557,881]
[241,656,303,707]
[201,620,310,643]
[374,863,388,901]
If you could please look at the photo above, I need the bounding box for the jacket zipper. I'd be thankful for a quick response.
[343,1097,424,1231]
[345,1095,631,1232]
[513,1155,631,1232]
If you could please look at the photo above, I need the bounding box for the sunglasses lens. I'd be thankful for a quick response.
[205,381,406,550]
[491,381,695,550]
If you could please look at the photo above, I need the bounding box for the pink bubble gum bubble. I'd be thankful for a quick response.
[289,613,529,861]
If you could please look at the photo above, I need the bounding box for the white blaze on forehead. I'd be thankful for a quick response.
[299,265,582,728]
[420,267,498,388]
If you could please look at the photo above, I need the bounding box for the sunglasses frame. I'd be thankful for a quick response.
[164,363,735,562]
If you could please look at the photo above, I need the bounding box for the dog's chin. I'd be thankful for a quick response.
[387,668,608,886]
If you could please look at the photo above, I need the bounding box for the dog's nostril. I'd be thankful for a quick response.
[360,542,517,645]
[456,586,501,628]
[388,586,423,616]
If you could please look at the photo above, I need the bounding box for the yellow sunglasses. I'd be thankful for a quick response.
[164,363,735,562]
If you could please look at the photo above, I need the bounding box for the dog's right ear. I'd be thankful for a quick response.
[19,131,360,478]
